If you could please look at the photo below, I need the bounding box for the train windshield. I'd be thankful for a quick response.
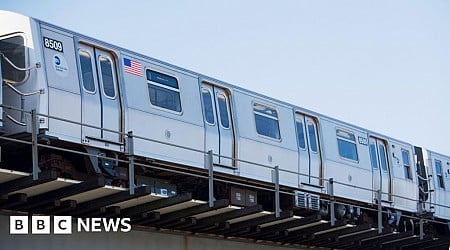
[0,34,26,84]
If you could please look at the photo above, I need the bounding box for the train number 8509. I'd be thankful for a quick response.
[43,37,63,52]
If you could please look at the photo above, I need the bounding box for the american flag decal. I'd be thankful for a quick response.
[123,58,142,77]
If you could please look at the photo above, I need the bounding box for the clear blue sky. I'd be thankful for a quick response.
[2,1,450,155]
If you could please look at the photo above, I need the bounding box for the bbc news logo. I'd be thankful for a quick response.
[10,216,131,234]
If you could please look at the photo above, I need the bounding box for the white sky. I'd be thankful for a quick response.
[2,0,450,155]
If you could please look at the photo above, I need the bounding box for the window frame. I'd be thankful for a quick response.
[336,128,359,162]
[253,102,281,141]
[0,33,28,84]
[146,68,183,114]
[78,49,97,94]
[97,54,117,100]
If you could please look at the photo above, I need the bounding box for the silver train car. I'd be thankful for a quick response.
[0,10,449,234]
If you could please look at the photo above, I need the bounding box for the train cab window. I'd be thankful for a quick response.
[295,119,306,149]
[253,103,280,140]
[217,94,230,129]
[147,70,182,112]
[202,89,215,124]
[336,129,358,161]
[0,35,26,83]
[435,160,445,189]
[99,56,116,98]
[401,149,412,180]
[79,50,95,92]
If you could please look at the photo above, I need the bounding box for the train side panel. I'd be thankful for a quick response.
[123,58,205,168]
[320,118,373,203]
[40,25,81,142]
[233,90,298,187]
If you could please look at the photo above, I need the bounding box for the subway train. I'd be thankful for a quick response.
[0,10,449,234]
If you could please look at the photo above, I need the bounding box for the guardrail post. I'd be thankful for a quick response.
[419,218,424,240]
[206,150,214,207]
[274,165,280,218]
[127,131,135,195]
[329,178,335,226]
[31,109,39,180]
[377,189,382,233]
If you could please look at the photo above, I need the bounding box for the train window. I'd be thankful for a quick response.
[295,120,306,149]
[401,149,412,180]
[217,94,230,129]
[99,56,116,98]
[202,89,215,125]
[79,50,95,93]
[369,140,378,169]
[435,160,445,189]
[254,103,280,140]
[147,70,181,112]
[336,129,358,161]
[378,143,388,172]
[307,122,318,153]
[0,35,26,84]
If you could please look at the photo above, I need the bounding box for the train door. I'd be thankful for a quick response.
[77,44,122,145]
[201,83,234,167]
[369,137,392,202]
[296,113,321,186]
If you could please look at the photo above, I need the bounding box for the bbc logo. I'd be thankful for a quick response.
[10,216,72,234]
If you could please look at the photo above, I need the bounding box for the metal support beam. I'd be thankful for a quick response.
[151,199,229,227]
[127,131,135,195]
[206,150,214,207]
[31,109,39,180]
[15,177,104,210]
[254,214,322,237]
[377,189,382,234]
[121,193,192,218]
[177,205,263,231]
[0,170,58,196]
[329,178,335,226]
[70,185,150,216]
[274,165,280,218]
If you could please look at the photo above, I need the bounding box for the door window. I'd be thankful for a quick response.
[307,121,318,153]
[369,140,378,169]
[435,160,445,189]
[401,149,412,180]
[202,88,215,125]
[295,119,306,149]
[378,143,388,172]
[217,94,230,129]
[99,56,116,99]
[79,50,95,93]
